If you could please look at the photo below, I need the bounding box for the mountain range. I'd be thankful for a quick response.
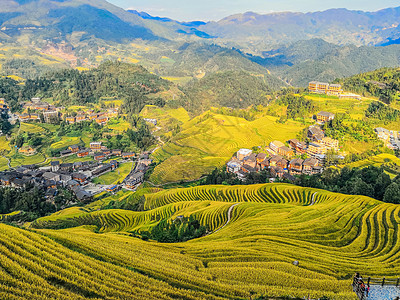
[0,0,400,87]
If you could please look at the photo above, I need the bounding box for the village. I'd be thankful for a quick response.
[0,96,152,205]
[0,139,152,205]
[11,97,119,125]
[227,107,343,181]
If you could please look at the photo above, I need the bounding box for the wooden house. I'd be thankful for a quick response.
[302,158,319,175]
[77,149,89,158]
[278,146,294,158]
[288,158,304,175]
[122,152,135,159]
[94,153,105,161]
[66,116,76,124]
[90,142,102,151]
[316,111,335,123]
[68,145,80,153]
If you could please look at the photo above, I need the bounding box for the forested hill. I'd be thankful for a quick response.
[1,61,171,114]
[248,39,400,86]
[337,67,400,104]
[181,71,283,111]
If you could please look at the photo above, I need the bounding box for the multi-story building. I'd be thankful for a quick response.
[66,116,76,124]
[302,158,319,175]
[321,137,339,151]
[76,114,87,122]
[309,82,342,95]
[278,146,294,158]
[289,139,308,155]
[327,84,342,96]
[236,148,252,161]
[289,158,304,175]
[309,81,329,94]
[90,142,102,152]
[269,141,285,153]
[307,142,327,157]
[317,111,335,123]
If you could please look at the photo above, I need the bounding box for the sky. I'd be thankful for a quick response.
[108,0,400,21]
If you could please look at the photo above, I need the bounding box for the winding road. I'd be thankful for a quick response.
[213,203,240,234]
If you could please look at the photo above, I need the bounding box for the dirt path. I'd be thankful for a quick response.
[213,203,240,234]
[308,192,317,206]
[1,156,11,169]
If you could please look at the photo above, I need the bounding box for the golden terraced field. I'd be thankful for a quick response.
[7,183,397,299]
[150,112,304,184]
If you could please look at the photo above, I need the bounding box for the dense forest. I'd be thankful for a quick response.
[181,71,275,111]
[22,61,171,111]
[0,61,171,116]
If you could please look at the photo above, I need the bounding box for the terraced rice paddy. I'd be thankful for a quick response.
[19,122,44,133]
[9,153,45,167]
[19,183,400,299]
[150,112,303,183]
[50,137,81,150]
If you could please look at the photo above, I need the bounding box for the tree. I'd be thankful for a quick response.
[383,182,400,204]
[374,172,391,200]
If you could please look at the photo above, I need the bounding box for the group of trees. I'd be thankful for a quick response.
[0,186,55,221]
[339,67,400,104]
[135,216,207,243]
[297,166,400,204]
[365,101,400,121]
[0,184,77,222]
[0,110,12,135]
[277,94,316,120]
[322,113,376,142]
[203,165,400,204]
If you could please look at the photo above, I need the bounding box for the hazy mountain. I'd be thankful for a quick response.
[127,10,211,38]
[0,0,206,44]
[198,7,400,52]
[249,39,400,86]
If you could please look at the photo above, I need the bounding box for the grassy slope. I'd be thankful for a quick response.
[22,182,400,299]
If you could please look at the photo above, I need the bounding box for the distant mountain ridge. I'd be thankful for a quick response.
[197,7,400,51]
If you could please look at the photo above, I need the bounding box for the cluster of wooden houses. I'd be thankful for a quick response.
[15,97,119,125]
[227,124,341,180]
[59,142,135,162]
[375,127,400,150]
[0,159,118,202]
[227,149,323,181]
[64,108,118,125]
